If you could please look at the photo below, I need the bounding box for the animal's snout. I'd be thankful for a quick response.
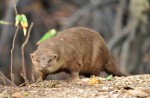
[38,64,47,72]
[40,62,48,69]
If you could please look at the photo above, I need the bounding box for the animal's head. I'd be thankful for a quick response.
[30,49,60,73]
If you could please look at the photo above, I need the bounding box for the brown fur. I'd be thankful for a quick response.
[30,27,126,82]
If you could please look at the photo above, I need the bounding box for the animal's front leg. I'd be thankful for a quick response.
[66,58,83,82]
[68,62,82,81]
[68,71,80,81]
[36,72,45,82]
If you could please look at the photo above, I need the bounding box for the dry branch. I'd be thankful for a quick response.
[0,71,17,86]
[113,0,127,35]
[21,22,34,83]
[10,26,19,86]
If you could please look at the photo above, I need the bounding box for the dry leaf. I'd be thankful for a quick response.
[12,92,22,98]
[23,27,27,36]
[88,76,102,84]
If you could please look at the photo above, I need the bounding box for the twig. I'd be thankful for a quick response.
[10,0,19,87]
[61,3,92,29]
[12,0,18,15]
[10,26,19,86]
[120,30,136,73]
[0,71,16,86]
[108,19,137,52]
[113,0,127,34]
[21,22,34,83]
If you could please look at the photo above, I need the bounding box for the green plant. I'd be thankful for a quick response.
[37,29,57,45]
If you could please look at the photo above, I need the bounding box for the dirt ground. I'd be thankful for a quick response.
[0,74,150,98]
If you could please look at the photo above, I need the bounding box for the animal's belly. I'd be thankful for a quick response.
[80,63,97,76]
[79,58,103,76]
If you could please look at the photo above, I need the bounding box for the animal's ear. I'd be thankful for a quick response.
[54,54,58,59]
[30,53,34,58]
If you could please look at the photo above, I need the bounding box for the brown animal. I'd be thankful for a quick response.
[30,27,126,82]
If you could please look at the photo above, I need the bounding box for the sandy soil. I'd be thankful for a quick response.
[0,74,150,98]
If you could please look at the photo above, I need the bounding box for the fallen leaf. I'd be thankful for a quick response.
[88,76,102,84]
[12,92,22,98]
[106,75,113,81]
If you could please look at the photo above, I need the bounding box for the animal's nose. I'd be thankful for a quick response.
[40,63,47,68]
[40,65,44,68]
[38,65,46,71]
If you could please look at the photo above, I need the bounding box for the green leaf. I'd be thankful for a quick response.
[20,14,28,28]
[105,75,113,81]
[37,29,57,45]
[0,20,12,25]
[23,27,27,36]
[15,15,21,26]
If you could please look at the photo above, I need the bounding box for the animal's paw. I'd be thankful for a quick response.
[66,76,80,82]
[36,78,43,83]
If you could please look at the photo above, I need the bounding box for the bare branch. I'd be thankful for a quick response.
[113,0,127,34]
[12,0,19,15]
[10,26,19,86]
[21,22,34,83]
[108,20,134,52]
[0,71,17,86]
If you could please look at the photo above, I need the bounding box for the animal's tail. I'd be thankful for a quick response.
[104,56,127,76]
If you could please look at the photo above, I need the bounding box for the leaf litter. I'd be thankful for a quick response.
[0,74,150,98]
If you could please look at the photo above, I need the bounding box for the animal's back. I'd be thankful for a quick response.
[55,27,109,75]
[56,27,108,55]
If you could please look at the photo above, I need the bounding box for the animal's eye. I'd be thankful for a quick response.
[48,59,52,63]
[36,59,39,62]
[54,54,58,59]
